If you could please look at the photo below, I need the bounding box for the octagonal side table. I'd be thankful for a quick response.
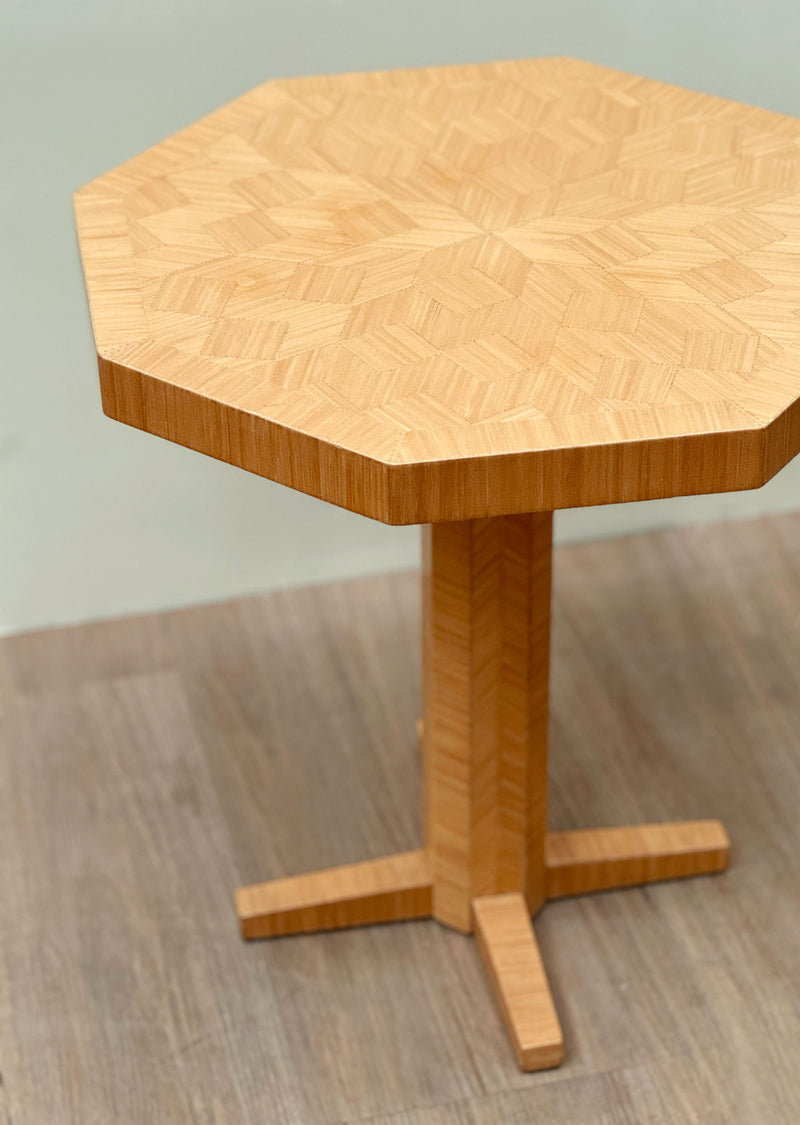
[75,56,800,1071]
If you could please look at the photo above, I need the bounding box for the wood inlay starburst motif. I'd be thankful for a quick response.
[76,58,800,521]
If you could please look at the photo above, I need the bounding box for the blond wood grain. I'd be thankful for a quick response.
[423,514,552,931]
[545,820,730,899]
[473,893,563,1072]
[76,58,800,523]
[236,849,432,938]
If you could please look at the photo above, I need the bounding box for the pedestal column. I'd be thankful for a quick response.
[422,514,553,932]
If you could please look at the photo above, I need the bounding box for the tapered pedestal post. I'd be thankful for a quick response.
[235,512,730,1073]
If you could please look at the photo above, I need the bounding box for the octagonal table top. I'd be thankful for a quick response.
[75,57,800,524]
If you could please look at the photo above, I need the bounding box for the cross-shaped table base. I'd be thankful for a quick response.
[234,513,729,1071]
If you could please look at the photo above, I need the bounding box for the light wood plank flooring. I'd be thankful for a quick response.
[2,512,800,1124]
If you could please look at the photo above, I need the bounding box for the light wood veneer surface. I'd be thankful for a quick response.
[76,58,800,522]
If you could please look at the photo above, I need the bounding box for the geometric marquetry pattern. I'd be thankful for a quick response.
[76,57,800,519]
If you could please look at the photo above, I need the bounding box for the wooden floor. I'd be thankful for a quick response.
[2,513,800,1124]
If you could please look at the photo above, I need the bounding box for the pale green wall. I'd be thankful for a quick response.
[2,0,799,634]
